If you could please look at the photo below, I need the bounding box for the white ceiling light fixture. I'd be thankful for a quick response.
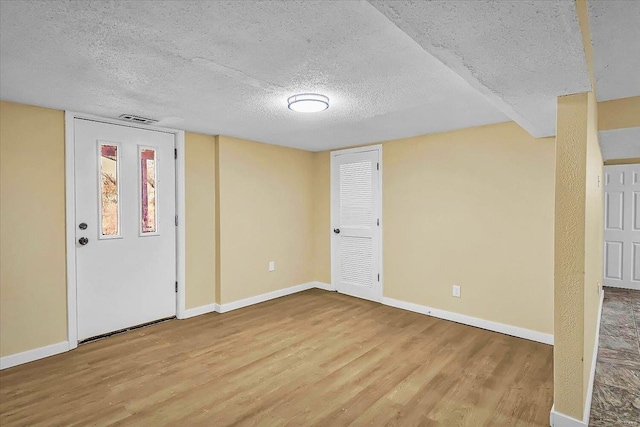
[287,93,329,113]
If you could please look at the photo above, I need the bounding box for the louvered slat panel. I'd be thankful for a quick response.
[339,160,373,228]
[339,236,373,287]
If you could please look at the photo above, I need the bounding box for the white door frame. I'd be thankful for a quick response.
[64,111,186,350]
[330,144,383,302]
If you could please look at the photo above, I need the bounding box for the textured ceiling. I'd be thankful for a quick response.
[368,0,591,138]
[0,0,600,150]
[599,128,640,161]
[0,0,508,151]
[588,0,640,102]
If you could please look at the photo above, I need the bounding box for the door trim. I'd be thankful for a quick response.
[64,111,186,350]
[330,144,383,302]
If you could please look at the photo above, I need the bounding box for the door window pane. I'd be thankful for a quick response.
[140,148,158,234]
[100,144,119,237]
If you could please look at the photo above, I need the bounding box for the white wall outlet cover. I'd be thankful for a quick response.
[453,285,461,298]
[269,261,275,271]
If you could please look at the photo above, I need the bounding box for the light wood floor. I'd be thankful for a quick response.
[0,289,553,426]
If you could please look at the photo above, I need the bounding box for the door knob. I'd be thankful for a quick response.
[333,228,340,234]
[78,237,89,246]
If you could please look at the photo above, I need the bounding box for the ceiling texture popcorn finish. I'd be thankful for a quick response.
[0,0,613,151]
[0,0,506,151]
[368,0,592,138]
[588,0,640,102]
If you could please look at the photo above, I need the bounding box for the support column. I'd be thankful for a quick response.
[553,92,589,420]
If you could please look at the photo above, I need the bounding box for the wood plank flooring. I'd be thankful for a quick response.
[0,289,553,426]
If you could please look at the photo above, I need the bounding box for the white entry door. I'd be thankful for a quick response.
[331,146,382,302]
[74,119,177,341]
[603,164,640,290]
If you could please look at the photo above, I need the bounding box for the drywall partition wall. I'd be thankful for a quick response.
[383,122,555,334]
[217,136,315,305]
[598,96,640,131]
[0,101,67,357]
[553,92,590,421]
[583,91,603,408]
[312,151,331,284]
[604,158,640,166]
[313,121,555,335]
[185,132,217,308]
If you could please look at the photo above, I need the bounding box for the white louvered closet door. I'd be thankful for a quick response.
[331,148,381,302]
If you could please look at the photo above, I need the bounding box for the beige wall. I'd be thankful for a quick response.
[604,158,640,166]
[554,93,588,419]
[553,92,604,420]
[0,101,67,356]
[312,151,331,284]
[583,91,604,406]
[384,123,555,334]
[0,102,223,357]
[598,96,640,131]
[217,136,315,304]
[313,121,555,334]
[185,132,217,308]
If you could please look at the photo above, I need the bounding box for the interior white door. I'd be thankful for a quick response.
[75,119,176,341]
[331,147,381,302]
[603,164,640,290]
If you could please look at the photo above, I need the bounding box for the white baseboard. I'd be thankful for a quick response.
[0,282,556,370]
[381,297,554,345]
[0,341,70,370]
[183,302,220,319]
[549,290,604,427]
[218,282,317,313]
[550,404,586,427]
[312,281,335,291]
[177,282,334,319]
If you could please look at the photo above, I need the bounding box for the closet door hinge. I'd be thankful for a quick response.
[175,281,178,293]
[377,162,379,170]
[175,215,178,226]
[174,148,177,159]
[378,273,380,282]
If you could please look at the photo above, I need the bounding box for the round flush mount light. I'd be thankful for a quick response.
[287,93,329,113]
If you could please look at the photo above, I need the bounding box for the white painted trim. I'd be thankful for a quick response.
[330,144,383,302]
[582,290,605,425]
[0,341,70,370]
[175,131,187,319]
[330,144,383,156]
[64,112,79,350]
[218,282,317,313]
[549,289,605,426]
[313,281,335,291]
[183,302,220,319]
[64,111,186,345]
[381,297,554,345]
[550,405,586,427]
[183,283,334,319]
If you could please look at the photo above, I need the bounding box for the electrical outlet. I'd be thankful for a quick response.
[452,285,461,298]
[269,261,275,272]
